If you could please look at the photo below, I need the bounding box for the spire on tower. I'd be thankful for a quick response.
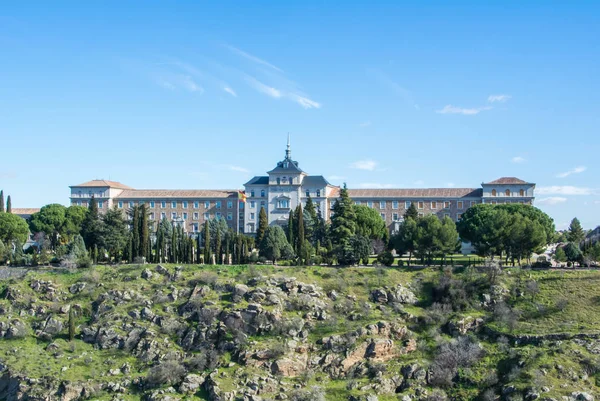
[285,133,291,160]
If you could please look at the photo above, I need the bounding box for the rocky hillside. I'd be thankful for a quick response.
[0,264,600,401]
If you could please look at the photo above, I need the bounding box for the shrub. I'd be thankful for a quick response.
[377,251,394,266]
[429,336,483,388]
[146,359,186,387]
[398,260,404,267]
[197,271,218,287]
[185,349,219,371]
[290,386,325,401]
[77,256,92,269]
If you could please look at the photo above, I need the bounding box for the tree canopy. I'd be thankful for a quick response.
[0,213,29,245]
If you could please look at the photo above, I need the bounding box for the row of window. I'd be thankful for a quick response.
[248,189,322,198]
[152,211,235,221]
[382,212,464,221]
[491,189,526,197]
[355,200,476,210]
[116,200,239,209]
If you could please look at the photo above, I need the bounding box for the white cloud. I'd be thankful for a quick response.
[181,76,203,92]
[488,94,511,103]
[359,121,371,127]
[350,160,377,171]
[227,165,250,173]
[245,76,282,98]
[288,93,321,109]
[556,166,587,178]
[156,74,203,93]
[367,69,418,109]
[537,197,568,205]
[436,105,492,115]
[225,44,283,72]
[357,183,396,189]
[511,156,526,164]
[536,186,594,196]
[223,87,237,97]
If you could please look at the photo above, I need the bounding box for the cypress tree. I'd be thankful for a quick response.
[131,206,140,258]
[257,207,268,245]
[140,205,149,260]
[0,190,4,213]
[203,220,211,264]
[215,229,222,264]
[6,196,11,213]
[287,210,295,246]
[236,235,242,264]
[296,204,304,258]
[196,231,202,263]
[404,202,419,220]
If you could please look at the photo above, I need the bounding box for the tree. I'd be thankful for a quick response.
[140,204,150,260]
[28,204,66,248]
[563,242,582,265]
[203,220,211,264]
[415,215,443,264]
[304,196,318,244]
[391,217,418,265]
[260,225,293,263]
[257,207,268,245]
[287,209,295,245]
[296,204,305,261]
[554,246,567,263]
[0,190,4,213]
[437,216,460,263]
[0,213,29,245]
[81,196,103,250]
[330,184,357,265]
[102,207,129,262]
[404,202,419,220]
[353,205,387,240]
[63,206,87,240]
[567,218,585,244]
[6,195,11,213]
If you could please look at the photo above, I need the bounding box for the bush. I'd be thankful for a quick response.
[290,386,325,401]
[146,359,186,387]
[185,349,219,371]
[377,251,394,266]
[77,256,92,269]
[429,336,483,388]
[397,260,404,267]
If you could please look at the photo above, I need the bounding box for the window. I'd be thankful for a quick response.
[139,201,145,205]
[393,213,399,221]
[171,212,177,219]
[193,212,199,220]
[182,201,188,208]
[149,212,155,220]
[316,190,321,197]
[129,201,134,208]
[470,201,477,207]
[227,212,233,220]
[216,201,221,209]
[457,201,464,209]
[367,201,373,208]
[161,201,166,208]
[192,223,199,232]
[261,190,265,197]
[431,201,437,209]
[418,201,424,209]
[277,178,281,185]
[306,190,310,197]
[457,213,462,220]
[505,189,511,197]
[150,201,155,208]
[194,201,199,208]
[392,201,398,209]
[98,201,103,208]
[277,199,289,209]
[161,212,166,220]
[204,212,209,220]
[227,201,233,209]
[239,201,244,209]
[171,201,177,208]
[118,201,123,208]
[251,190,255,197]
[491,189,497,197]
[380,213,386,220]
[355,201,362,205]
[380,201,386,209]
[183,212,188,220]
[204,201,210,209]
[520,189,525,196]
[250,201,255,208]
[216,212,221,220]
[405,201,411,209]
[260,201,266,208]
[250,213,255,220]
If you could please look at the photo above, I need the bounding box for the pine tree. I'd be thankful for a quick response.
[404,202,419,220]
[567,217,585,244]
[287,210,295,245]
[330,184,357,265]
[68,306,76,341]
[203,220,211,264]
[257,207,268,245]
[81,196,102,250]
[6,195,12,213]
[0,190,4,213]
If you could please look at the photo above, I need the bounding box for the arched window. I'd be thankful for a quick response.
[260,190,265,197]
[505,189,511,197]
[519,189,525,197]
[491,189,497,197]
[277,178,281,185]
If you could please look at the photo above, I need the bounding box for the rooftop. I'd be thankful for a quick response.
[115,189,237,199]
[345,188,483,198]
[485,177,532,185]
[71,179,133,189]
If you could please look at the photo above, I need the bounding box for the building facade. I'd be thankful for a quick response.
[69,140,535,235]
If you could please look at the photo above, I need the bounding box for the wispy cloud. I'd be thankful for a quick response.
[350,160,377,171]
[225,44,283,73]
[288,93,321,109]
[436,105,492,115]
[223,87,237,97]
[357,183,397,189]
[488,94,511,103]
[226,165,250,173]
[537,186,595,196]
[537,197,568,205]
[154,72,204,93]
[511,156,526,164]
[368,69,418,110]
[556,166,586,178]
[245,76,282,98]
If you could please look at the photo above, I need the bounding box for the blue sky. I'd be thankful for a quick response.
[1,1,599,230]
